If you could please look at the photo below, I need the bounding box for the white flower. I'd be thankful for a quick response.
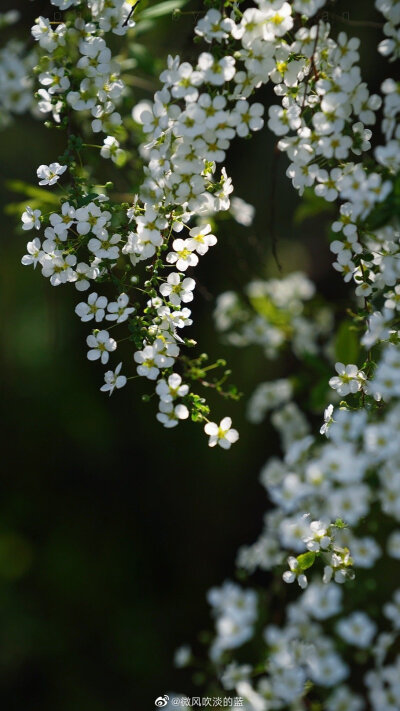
[134,339,177,380]
[282,556,308,589]
[293,0,325,17]
[105,293,135,323]
[315,168,342,202]
[21,207,41,230]
[304,520,331,552]
[387,531,400,559]
[86,330,117,364]
[75,202,111,236]
[156,373,189,403]
[268,104,301,135]
[171,62,203,102]
[166,239,199,271]
[75,292,108,322]
[100,136,125,164]
[195,9,234,43]
[88,232,121,260]
[317,133,352,160]
[301,582,342,620]
[173,645,191,668]
[332,252,355,282]
[204,417,239,449]
[49,202,76,234]
[330,233,362,261]
[156,401,189,428]
[21,238,43,268]
[187,224,217,255]
[230,197,255,226]
[41,252,77,286]
[233,101,264,137]
[74,262,99,292]
[329,362,366,396]
[37,162,67,186]
[39,67,70,94]
[320,404,334,436]
[336,612,377,648]
[384,284,400,310]
[100,362,127,395]
[197,52,235,86]
[159,273,196,306]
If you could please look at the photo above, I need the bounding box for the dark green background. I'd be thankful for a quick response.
[0,1,384,708]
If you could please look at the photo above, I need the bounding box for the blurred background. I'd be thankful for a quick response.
[0,1,385,708]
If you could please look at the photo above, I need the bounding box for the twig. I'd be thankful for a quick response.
[122,0,141,27]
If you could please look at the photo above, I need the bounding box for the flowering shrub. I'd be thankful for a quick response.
[4,0,400,707]
[168,1,399,709]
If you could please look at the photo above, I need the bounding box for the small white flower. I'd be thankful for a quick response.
[304,520,331,552]
[329,362,366,397]
[100,136,125,164]
[74,262,100,292]
[204,417,239,449]
[320,404,334,436]
[37,162,67,186]
[105,293,135,323]
[166,238,199,271]
[156,401,189,428]
[156,373,189,403]
[159,273,196,306]
[197,52,235,86]
[173,645,192,668]
[21,207,41,231]
[21,238,43,268]
[100,362,127,396]
[86,330,117,364]
[337,612,377,648]
[282,556,308,589]
[187,224,217,255]
[75,293,108,323]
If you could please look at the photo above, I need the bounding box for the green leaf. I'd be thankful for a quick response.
[297,551,316,570]
[138,0,189,20]
[293,188,335,225]
[6,180,60,205]
[309,378,329,412]
[335,319,360,364]
[334,518,347,529]
[249,295,292,331]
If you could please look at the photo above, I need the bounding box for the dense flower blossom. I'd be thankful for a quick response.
[9,0,400,705]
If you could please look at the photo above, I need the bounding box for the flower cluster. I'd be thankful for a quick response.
[0,11,35,129]
[214,271,329,360]
[32,1,132,147]
[166,1,400,707]
[282,518,354,589]
[20,0,255,446]
[9,0,400,705]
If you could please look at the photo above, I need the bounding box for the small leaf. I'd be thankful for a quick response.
[335,319,360,364]
[138,0,189,20]
[334,518,347,529]
[6,179,59,205]
[293,188,335,225]
[297,551,316,570]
